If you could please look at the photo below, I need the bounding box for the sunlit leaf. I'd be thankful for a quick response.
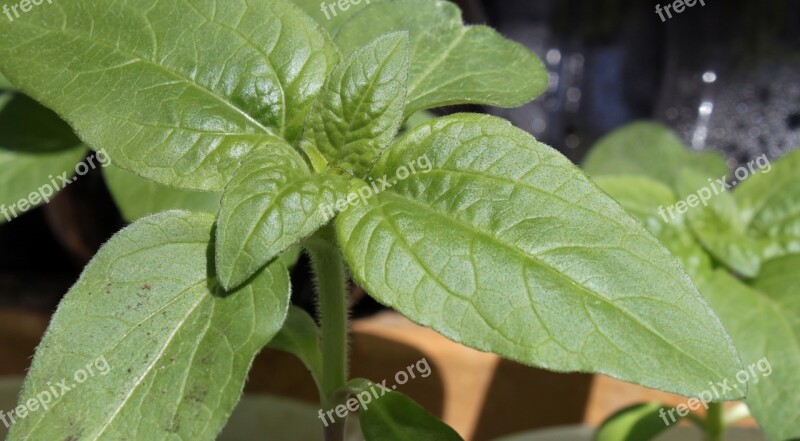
[337,114,744,398]
[8,211,291,441]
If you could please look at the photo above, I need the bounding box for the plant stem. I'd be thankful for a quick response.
[305,228,349,441]
[705,402,725,441]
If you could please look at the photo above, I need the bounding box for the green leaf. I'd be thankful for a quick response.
[336,113,744,399]
[583,122,729,191]
[290,0,358,36]
[268,306,323,387]
[8,210,291,441]
[359,391,463,441]
[335,0,547,115]
[735,149,800,259]
[0,92,88,222]
[216,144,350,290]
[676,169,761,277]
[304,32,409,175]
[593,175,713,277]
[696,263,800,441]
[595,403,676,441]
[0,0,339,191]
[104,166,220,222]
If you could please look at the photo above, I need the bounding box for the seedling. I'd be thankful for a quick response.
[1,2,790,441]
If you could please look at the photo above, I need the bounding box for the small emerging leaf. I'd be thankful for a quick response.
[335,0,547,115]
[8,210,291,441]
[359,391,463,441]
[304,32,410,175]
[337,113,744,399]
[216,144,350,290]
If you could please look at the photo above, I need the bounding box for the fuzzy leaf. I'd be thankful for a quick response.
[335,0,547,115]
[216,145,350,290]
[0,0,338,191]
[304,32,409,175]
[7,210,291,441]
[336,114,743,399]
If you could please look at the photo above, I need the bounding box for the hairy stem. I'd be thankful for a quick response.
[306,227,349,441]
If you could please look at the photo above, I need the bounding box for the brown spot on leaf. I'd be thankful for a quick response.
[186,385,208,403]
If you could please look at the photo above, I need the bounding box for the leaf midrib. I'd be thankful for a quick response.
[21,278,208,438]
[366,189,729,381]
[90,283,208,440]
[405,28,465,107]
[179,0,288,136]
[7,20,273,136]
